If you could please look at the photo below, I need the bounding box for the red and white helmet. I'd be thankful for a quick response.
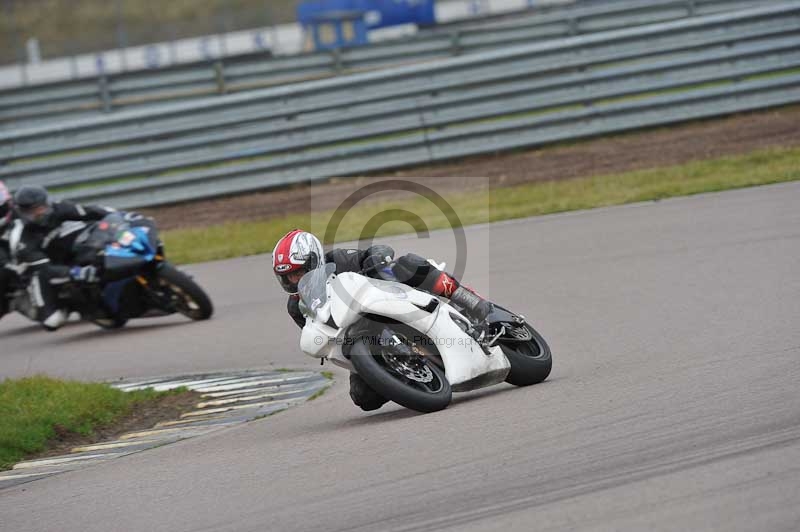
[0,181,12,229]
[272,229,324,294]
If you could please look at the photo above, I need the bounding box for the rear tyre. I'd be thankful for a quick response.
[500,323,552,386]
[349,330,451,413]
[157,264,213,320]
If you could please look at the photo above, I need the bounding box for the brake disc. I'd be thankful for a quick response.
[506,324,533,341]
[384,353,434,383]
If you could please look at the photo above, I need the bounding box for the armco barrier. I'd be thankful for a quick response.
[0,2,798,209]
[0,0,779,130]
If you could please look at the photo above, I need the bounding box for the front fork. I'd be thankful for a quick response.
[131,255,164,287]
[132,258,172,309]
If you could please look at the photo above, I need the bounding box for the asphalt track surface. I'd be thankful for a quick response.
[1,182,799,532]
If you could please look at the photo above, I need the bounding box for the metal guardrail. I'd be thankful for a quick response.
[0,0,779,131]
[1,2,798,209]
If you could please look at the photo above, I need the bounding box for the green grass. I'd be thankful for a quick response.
[0,376,183,471]
[307,387,330,402]
[161,145,800,264]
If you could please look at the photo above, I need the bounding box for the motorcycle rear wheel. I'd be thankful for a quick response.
[499,323,552,386]
[349,328,451,413]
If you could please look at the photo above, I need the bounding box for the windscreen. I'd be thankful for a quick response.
[297,263,336,318]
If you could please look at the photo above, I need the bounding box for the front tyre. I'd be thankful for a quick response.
[91,317,128,329]
[157,264,213,320]
[349,333,451,414]
[499,323,552,386]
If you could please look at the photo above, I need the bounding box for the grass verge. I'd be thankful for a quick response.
[0,376,184,471]
[307,387,330,402]
[162,145,800,264]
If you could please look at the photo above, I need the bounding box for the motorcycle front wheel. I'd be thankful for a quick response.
[156,264,213,320]
[91,317,128,329]
[349,327,451,413]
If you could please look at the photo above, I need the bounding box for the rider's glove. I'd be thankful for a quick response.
[70,265,99,283]
[378,265,398,281]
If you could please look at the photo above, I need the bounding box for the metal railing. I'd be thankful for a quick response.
[0,0,779,130]
[1,2,798,209]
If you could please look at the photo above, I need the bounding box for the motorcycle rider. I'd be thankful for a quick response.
[272,229,492,411]
[0,181,15,320]
[12,185,114,330]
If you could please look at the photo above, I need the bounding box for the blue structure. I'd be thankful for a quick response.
[298,0,437,50]
[306,9,370,50]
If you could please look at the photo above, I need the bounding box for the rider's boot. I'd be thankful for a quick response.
[29,271,67,331]
[42,308,67,331]
[430,272,492,324]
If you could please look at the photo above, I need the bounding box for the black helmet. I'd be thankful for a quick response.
[14,185,53,226]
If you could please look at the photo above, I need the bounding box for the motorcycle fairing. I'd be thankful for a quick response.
[101,278,134,315]
[331,272,437,334]
[104,226,157,280]
[105,226,156,260]
[321,272,510,389]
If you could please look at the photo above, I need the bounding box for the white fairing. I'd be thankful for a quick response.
[299,269,510,391]
[424,304,510,391]
[331,273,437,333]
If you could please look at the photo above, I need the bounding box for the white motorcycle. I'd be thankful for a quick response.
[298,263,552,413]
